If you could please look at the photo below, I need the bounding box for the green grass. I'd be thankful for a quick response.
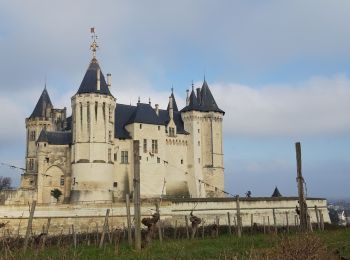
[2,228,350,259]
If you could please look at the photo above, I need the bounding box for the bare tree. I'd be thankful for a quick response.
[0,176,12,190]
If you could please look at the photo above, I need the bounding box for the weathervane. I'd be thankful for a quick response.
[90,27,99,58]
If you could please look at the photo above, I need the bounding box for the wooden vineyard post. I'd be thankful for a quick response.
[295,142,308,232]
[227,212,232,235]
[315,205,321,231]
[99,209,110,248]
[185,215,190,239]
[23,200,36,252]
[133,140,141,250]
[216,216,219,237]
[320,211,325,231]
[272,208,277,234]
[156,201,163,243]
[42,217,51,249]
[285,212,289,233]
[174,220,177,239]
[263,216,266,234]
[267,216,271,233]
[125,194,133,246]
[235,195,242,237]
[72,225,77,249]
[250,214,254,234]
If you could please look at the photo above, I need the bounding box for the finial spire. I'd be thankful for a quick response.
[90,27,99,58]
[171,85,174,94]
[191,80,194,91]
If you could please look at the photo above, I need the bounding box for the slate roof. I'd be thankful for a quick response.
[181,80,224,114]
[114,102,188,139]
[37,129,72,145]
[271,187,282,197]
[76,58,113,96]
[29,88,53,119]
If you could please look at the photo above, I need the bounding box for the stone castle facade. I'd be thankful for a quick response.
[20,41,225,204]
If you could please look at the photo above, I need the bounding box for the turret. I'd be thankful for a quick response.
[181,79,225,197]
[70,31,116,203]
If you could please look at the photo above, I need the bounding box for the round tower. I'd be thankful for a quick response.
[70,33,116,203]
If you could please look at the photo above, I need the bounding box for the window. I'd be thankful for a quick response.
[152,140,158,154]
[114,153,117,161]
[198,129,200,133]
[198,158,200,163]
[108,148,112,162]
[29,159,34,170]
[113,182,118,188]
[60,176,65,186]
[87,102,90,130]
[109,131,112,142]
[158,126,160,131]
[103,102,106,121]
[198,141,200,146]
[157,157,160,163]
[30,131,36,141]
[143,139,147,153]
[181,159,183,165]
[121,151,128,164]
[169,127,175,137]
[140,124,142,129]
[109,106,112,122]
[45,157,49,163]
[95,102,98,120]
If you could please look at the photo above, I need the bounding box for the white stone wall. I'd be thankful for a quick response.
[0,197,330,236]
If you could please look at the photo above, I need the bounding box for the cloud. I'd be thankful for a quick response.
[212,74,350,137]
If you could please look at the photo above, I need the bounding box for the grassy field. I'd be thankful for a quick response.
[1,228,350,259]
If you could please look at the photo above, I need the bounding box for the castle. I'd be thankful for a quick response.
[20,35,225,204]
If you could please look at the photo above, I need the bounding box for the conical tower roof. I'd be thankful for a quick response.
[271,186,282,197]
[76,58,112,96]
[29,87,53,119]
[200,80,224,113]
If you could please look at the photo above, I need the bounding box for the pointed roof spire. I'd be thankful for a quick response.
[200,78,224,113]
[167,87,179,112]
[29,87,53,119]
[271,186,282,197]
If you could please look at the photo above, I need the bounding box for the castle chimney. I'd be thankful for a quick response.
[186,89,189,106]
[196,88,201,104]
[97,68,101,91]
[107,73,111,87]
[155,104,159,116]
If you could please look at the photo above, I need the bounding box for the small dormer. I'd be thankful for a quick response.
[167,93,177,137]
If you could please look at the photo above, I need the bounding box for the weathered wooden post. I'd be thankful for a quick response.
[125,194,133,246]
[315,205,321,231]
[156,201,163,243]
[263,216,266,234]
[72,224,77,249]
[174,220,178,239]
[295,142,308,232]
[185,215,190,239]
[23,200,36,252]
[235,195,242,237]
[133,140,141,250]
[227,212,232,235]
[272,208,277,234]
[216,216,219,237]
[285,212,289,233]
[250,214,254,234]
[99,209,110,248]
[267,216,271,233]
[319,211,325,231]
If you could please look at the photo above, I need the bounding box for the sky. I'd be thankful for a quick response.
[0,0,349,199]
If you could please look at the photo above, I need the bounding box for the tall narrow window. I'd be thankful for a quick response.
[108,148,112,162]
[80,103,83,127]
[152,140,158,154]
[95,102,98,121]
[87,102,90,132]
[121,151,128,164]
[108,131,112,142]
[109,106,112,122]
[30,131,36,141]
[143,139,147,153]
[103,102,106,121]
[60,176,65,186]
[29,159,34,171]
[169,127,175,137]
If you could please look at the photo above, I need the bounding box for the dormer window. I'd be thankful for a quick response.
[169,127,175,137]
[30,131,36,141]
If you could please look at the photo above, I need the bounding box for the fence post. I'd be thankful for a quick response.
[156,201,163,243]
[263,216,266,234]
[315,205,321,231]
[235,195,242,237]
[23,200,36,252]
[99,209,110,248]
[285,212,289,233]
[272,208,277,234]
[250,214,254,234]
[72,224,77,249]
[174,220,177,239]
[125,194,133,246]
[185,215,190,239]
[227,212,232,235]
